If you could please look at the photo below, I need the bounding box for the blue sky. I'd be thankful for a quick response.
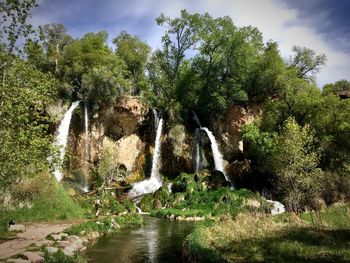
[31,0,350,87]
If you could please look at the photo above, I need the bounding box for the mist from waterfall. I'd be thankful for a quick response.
[53,101,80,181]
[128,110,164,197]
[84,101,89,166]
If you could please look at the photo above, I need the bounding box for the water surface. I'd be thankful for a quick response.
[87,216,197,263]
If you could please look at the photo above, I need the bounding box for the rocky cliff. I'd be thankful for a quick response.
[67,96,150,182]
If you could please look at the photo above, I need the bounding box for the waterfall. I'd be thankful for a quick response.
[192,111,202,128]
[193,111,202,173]
[84,101,89,166]
[194,129,201,173]
[128,111,164,197]
[53,101,80,181]
[150,117,163,181]
[201,127,233,186]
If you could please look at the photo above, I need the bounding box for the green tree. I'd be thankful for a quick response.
[272,117,324,212]
[61,31,130,104]
[0,0,38,51]
[38,23,72,75]
[0,59,56,193]
[113,31,151,95]
[288,46,327,81]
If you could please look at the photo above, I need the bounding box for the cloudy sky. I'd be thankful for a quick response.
[31,0,350,87]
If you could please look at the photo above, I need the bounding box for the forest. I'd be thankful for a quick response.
[0,1,349,262]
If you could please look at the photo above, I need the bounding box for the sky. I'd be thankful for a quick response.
[30,0,350,87]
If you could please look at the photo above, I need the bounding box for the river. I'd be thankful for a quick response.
[87,216,197,263]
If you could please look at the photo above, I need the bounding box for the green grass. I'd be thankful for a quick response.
[44,249,87,263]
[65,214,144,236]
[150,187,264,219]
[0,180,86,236]
[183,204,350,262]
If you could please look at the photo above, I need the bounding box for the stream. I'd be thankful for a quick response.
[87,216,197,263]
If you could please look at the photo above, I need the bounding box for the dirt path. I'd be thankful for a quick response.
[0,220,84,260]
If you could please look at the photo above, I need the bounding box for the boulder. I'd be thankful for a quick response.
[22,252,44,263]
[8,224,25,232]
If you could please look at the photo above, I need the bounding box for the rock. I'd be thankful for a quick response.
[169,214,175,220]
[35,240,53,247]
[161,124,193,176]
[114,134,145,172]
[245,199,261,209]
[266,200,286,215]
[8,225,25,232]
[46,247,58,254]
[59,235,84,254]
[213,104,261,160]
[22,252,44,263]
[100,96,148,139]
[6,259,30,263]
[50,234,62,241]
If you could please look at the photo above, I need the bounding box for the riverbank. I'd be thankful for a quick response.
[183,203,350,262]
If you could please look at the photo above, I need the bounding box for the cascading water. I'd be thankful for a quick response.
[128,111,164,197]
[53,101,80,181]
[84,101,89,166]
[193,111,202,173]
[201,127,233,187]
[194,129,201,173]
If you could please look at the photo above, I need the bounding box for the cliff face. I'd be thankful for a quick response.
[67,96,150,181]
[58,97,259,185]
[213,104,261,162]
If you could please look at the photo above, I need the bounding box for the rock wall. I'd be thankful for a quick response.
[213,104,261,162]
[67,96,150,181]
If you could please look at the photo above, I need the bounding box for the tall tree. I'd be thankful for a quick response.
[288,46,327,81]
[38,23,72,75]
[113,31,151,95]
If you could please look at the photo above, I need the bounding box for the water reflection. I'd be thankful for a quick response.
[87,216,197,263]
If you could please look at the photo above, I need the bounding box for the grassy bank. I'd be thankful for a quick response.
[0,175,87,237]
[183,204,350,262]
[147,173,267,219]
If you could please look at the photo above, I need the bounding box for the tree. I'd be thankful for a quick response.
[272,117,324,212]
[249,41,286,100]
[288,46,327,81]
[0,0,38,51]
[113,31,151,95]
[322,79,350,96]
[61,31,130,103]
[0,59,56,193]
[38,23,72,75]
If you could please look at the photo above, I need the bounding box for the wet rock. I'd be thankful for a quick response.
[8,225,25,233]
